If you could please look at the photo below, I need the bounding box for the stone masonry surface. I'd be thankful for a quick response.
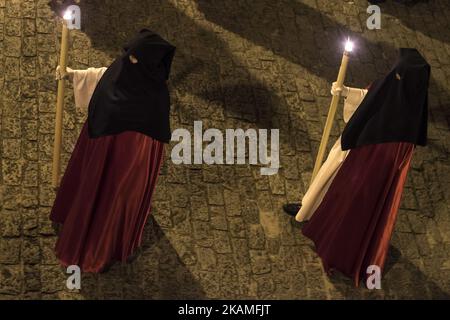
[0,0,449,299]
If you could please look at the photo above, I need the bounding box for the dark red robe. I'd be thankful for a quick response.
[50,121,164,272]
[302,142,414,286]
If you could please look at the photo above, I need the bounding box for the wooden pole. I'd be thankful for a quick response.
[52,19,70,188]
[310,49,351,184]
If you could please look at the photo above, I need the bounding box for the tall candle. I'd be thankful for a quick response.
[52,11,71,188]
[310,39,353,184]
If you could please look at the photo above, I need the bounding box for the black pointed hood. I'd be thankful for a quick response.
[88,29,176,142]
[122,29,176,81]
[341,48,430,150]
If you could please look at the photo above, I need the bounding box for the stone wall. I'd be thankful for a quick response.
[0,0,449,299]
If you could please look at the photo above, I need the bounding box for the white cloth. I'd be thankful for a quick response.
[72,67,107,110]
[295,87,368,222]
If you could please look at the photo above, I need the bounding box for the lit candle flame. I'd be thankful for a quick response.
[345,38,354,53]
[63,9,73,21]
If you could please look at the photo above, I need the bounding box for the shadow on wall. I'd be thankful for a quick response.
[196,0,450,126]
[83,0,281,130]
[49,0,311,156]
[46,0,450,296]
[370,0,450,45]
[49,1,450,127]
[327,246,450,299]
[80,216,206,299]
[197,0,395,84]
[48,0,450,142]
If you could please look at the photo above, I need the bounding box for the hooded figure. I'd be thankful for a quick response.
[88,29,175,141]
[341,48,429,150]
[301,48,430,286]
[50,29,176,272]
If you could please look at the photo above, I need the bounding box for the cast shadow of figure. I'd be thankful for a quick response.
[50,0,284,130]
[48,0,449,296]
[49,1,450,138]
[327,246,450,299]
[197,0,391,84]
[52,0,320,154]
[292,215,450,298]
[79,216,206,299]
[196,0,450,129]
[372,0,450,45]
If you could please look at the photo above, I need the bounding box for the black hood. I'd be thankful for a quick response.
[341,48,430,150]
[122,29,176,81]
[87,29,176,142]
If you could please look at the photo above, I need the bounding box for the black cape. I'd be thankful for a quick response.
[87,29,176,143]
[341,48,430,151]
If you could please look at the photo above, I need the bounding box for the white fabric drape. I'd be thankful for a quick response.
[72,67,107,110]
[295,88,368,222]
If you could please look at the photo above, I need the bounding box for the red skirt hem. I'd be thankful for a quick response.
[50,121,164,273]
[302,142,414,287]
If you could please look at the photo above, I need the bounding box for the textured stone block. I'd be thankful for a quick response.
[40,237,58,265]
[2,138,21,159]
[248,224,265,250]
[23,18,36,35]
[195,246,217,271]
[3,79,20,100]
[22,36,37,57]
[23,161,38,187]
[2,158,23,185]
[4,56,20,80]
[5,17,21,36]
[207,184,224,206]
[249,250,271,275]
[223,189,240,215]
[20,56,36,78]
[37,33,55,52]
[38,207,55,236]
[2,117,21,138]
[22,186,39,208]
[37,91,56,113]
[212,230,232,254]
[209,205,227,230]
[22,98,39,119]
[22,238,41,264]
[0,265,22,295]
[0,238,21,264]
[22,208,39,236]
[24,265,41,292]
[5,0,20,18]
[23,140,38,161]
[40,265,65,293]
[192,220,213,247]
[21,0,36,18]
[228,216,246,238]
[190,195,209,221]
[38,184,54,207]
[4,36,21,57]
[38,113,55,134]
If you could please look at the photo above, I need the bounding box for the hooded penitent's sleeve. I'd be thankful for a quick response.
[343,88,368,123]
[73,67,107,110]
[295,86,368,223]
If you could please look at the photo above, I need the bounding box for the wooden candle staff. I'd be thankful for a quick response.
[310,39,354,184]
[52,7,80,188]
